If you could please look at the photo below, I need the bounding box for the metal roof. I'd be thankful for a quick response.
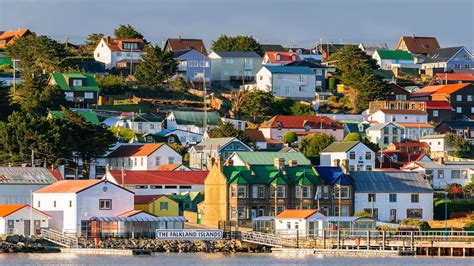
[232,151,311,165]
[351,171,432,193]
[212,51,261,58]
[89,216,186,222]
[0,167,58,184]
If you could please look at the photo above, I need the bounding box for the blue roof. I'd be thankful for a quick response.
[264,66,315,74]
[315,166,353,186]
[155,129,174,135]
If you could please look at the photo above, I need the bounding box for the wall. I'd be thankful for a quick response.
[369,111,428,123]
[0,184,49,205]
[0,207,49,236]
[200,162,228,227]
[33,193,75,233]
[146,145,183,170]
[94,39,112,68]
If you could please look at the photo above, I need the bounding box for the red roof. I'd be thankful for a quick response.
[259,115,343,129]
[275,210,320,219]
[48,169,63,181]
[397,36,440,54]
[264,52,301,64]
[431,83,471,96]
[108,170,208,185]
[103,37,145,52]
[134,194,170,204]
[397,123,434,128]
[390,142,429,148]
[0,204,51,218]
[379,109,427,115]
[425,101,452,110]
[107,144,164,158]
[432,73,474,83]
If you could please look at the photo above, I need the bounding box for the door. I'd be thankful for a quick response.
[251,207,257,219]
[24,220,30,236]
[390,209,397,222]
[34,220,41,236]
[7,220,14,235]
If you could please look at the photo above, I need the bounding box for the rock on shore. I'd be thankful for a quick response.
[0,235,60,253]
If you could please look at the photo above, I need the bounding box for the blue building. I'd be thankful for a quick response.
[422,46,473,72]
[173,49,211,84]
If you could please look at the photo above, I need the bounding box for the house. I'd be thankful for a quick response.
[386,141,430,154]
[0,204,50,236]
[168,191,204,213]
[421,47,473,74]
[155,129,203,145]
[401,160,474,189]
[245,129,267,150]
[315,165,354,216]
[103,113,164,134]
[115,59,141,75]
[33,179,135,236]
[259,115,344,142]
[156,164,191,171]
[173,49,211,84]
[410,85,444,101]
[418,134,454,159]
[343,122,370,138]
[352,171,433,222]
[366,122,403,149]
[358,43,389,56]
[49,110,100,125]
[229,151,312,167]
[429,73,474,85]
[94,37,145,69]
[395,35,440,56]
[368,109,428,124]
[377,151,431,169]
[320,142,375,171]
[106,169,206,195]
[48,72,100,107]
[189,137,252,170]
[134,195,179,217]
[425,101,453,123]
[132,133,180,146]
[435,121,474,142]
[256,66,316,100]
[285,60,327,89]
[273,210,325,237]
[397,123,434,140]
[387,84,411,101]
[262,52,300,66]
[208,51,262,88]
[287,48,323,62]
[0,29,35,49]
[430,83,473,119]
[105,143,182,170]
[164,111,221,135]
[164,38,207,55]
[372,50,415,70]
[221,117,247,131]
[0,167,58,205]
[198,154,322,227]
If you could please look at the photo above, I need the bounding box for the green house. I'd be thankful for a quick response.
[48,72,100,108]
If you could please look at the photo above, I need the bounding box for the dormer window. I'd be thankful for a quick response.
[146,136,154,143]
[122,42,138,50]
[276,121,283,130]
[292,55,296,61]
[276,54,281,61]
[72,79,83,87]
[358,124,364,132]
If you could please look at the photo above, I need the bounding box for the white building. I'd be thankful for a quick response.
[105,143,182,170]
[94,37,145,69]
[352,171,433,222]
[0,167,58,204]
[372,49,416,70]
[256,66,316,100]
[164,111,222,135]
[155,129,203,145]
[366,122,404,149]
[274,210,325,237]
[0,204,50,236]
[398,123,435,140]
[102,113,164,134]
[368,109,428,124]
[33,179,134,236]
[419,134,454,159]
[401,160,474,189]
[105,170,207,195]
[320,141,375,171]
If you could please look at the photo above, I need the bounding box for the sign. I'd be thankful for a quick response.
[156,229,223,240]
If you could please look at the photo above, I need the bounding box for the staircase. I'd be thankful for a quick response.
[41,229,78,248]
[241,231,283,248]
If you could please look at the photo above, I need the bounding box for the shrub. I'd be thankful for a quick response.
[400,219,430,230]
[433,200,474,220]
[354,211,371,217]
[463,220,474,228]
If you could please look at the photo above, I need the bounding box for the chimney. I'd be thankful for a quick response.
[178,36,181,41]
[106,35,111,44]
[438,157,444,165]
[274,158,285,169]
[226,158,234,166]
[333,159,341,167]
[289,160,297,167]
[341,159,349,174]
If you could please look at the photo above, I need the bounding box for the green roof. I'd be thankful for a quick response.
[321,141,361,153]
[172,111,221,127]
[50,72,100,92]
[50,110,100,125]
[344,123,370,135]
[0,57,13,67]
[232,152,311,166]
[376,50,413,60]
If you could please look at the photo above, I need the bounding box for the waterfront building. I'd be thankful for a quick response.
[134,195,179,217]
[0,204,50,236]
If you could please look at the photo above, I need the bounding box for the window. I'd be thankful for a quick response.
[96,53,100,57]
[457,95,462,101]
[456,107,462,113]
[231,186,237,198]
[295,186,311,199]
[389,194,397,203]
[137,122,143,130]
[225,59,234,64]
[366,165,372,171]
[53,201,56,208]
[231,206,237,219]
[237,185,247,198]
[468,95,473,102]
[135,185,148,189]
[334,186,350,199]
[150,124,155,130]
[438,170,444,179]
[395,95,406,100]
[140,157,144,166]
[349,151,356,160]
[252,185,259,199]
[258,186,265,198]
[315,69,323,75]
[316,80,322,86]
[122,42,138,50]
[238,206,246,219]
[451,170,461,179]
[365,152,372,160]
[368,193,376,202]
[432,110,439,117]
[277,185,286,198]
[150,185,162,189]
[155,157,161,166]
[65,92,74,99]
[287,222,291,229]
[180,185,192,189]
[188,60,199,67]
[407,209,422,219]
[84,92,94,99]
[99,199,112,210]
[168,157,175,164]
[323,186,329,199]
[164,185,177,189]
[461,170,468,179]
[411,194,419,203]
[472,107,474,114]
[160,202,168,210]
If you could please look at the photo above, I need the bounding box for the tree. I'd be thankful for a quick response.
[169,76,188,93]
[327,45,388,113]
[95,75,128,95]
[0,83,17,121]
[282,131,297,145]
[240,90,274,123]
[114,24,144,39]
[445,133,471,158]
[83,33,104,53]
[208,121,249,143]
[135,45,178,88]
[229,89,249,119]
[299,133,335,164]
[211,35,263,55]
[354,211,372,217]
[15,85,66,114]
[343,132,362,142]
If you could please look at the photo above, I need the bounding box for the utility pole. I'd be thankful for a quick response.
[31,149,35,167]
[203,76,208,131]
[130,48,133,76]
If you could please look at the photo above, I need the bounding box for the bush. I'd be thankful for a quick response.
[354,211,371,217]
[282,131,297,145]
[343,132,362,142]
[463,220,474,228]
[433,200,474,220]
[400,219,430,230]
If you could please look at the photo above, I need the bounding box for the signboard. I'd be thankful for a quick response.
[156,229,223,240]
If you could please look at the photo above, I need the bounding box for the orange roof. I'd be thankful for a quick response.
[264,52,301,64]
[432,73,474,82]
[48,169,63,181]
[156,164,181,171]
[119,210,144,217]
[411,85,443,97]
[103,37,145,52]
[107,143,164,157]
[431,83,471,95]
[397,123,434,128]
[275,209,319,219]
[0,29,33,48]
[259,115,343,129]
[34,179,103,193]
[0,204,50,218]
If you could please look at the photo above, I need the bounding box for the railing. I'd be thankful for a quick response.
[241,231,283,247]
[41,229,78,248]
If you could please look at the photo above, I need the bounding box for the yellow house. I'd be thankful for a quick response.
[134,195,179,217]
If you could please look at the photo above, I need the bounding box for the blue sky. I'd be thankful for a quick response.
[1,0,473,50]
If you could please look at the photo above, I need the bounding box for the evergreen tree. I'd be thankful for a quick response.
[282,131,297,145]
[299,133,335,164]
[135,45,178,88]
[211,35,263,55]
[240,90,274,123]
[114,24,144,39]
[208,121,250,143]
[83,33,104,53]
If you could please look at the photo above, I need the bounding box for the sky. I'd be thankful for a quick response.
[1,0,473,50]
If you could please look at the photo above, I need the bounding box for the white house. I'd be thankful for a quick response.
[0,204,50,236]
[274,209,325,237]
[94,37,145,69]
[33,179,134,236]
[155,129,203,145]
[368,109,428,124]
[105,143,182,170]
[365,122,404,149]
[256,66,316,100]
[418,134,454,159]
[102,113,164,134]
[164,111,222,135]
[372,49,416,70]
[401,160,474,189]
[320,141,375,171]
[105,170,207,195]
[398,123,435,140]
[352,171,433,222]
[0,167,58,204]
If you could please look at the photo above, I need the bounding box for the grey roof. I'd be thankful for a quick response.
[352,171,432,193]
[423,46,465,64]
[411,161,474,169]
[172,49,192,58]
[261,44,286,52]
[212,51,261,58]
[436,120,474,130]
[366,122,398,131]
[194,137,237,151]
[419,134,445,140]
[0,167,58,184]
[90,216,186,222]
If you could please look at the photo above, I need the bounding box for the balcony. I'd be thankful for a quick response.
[230,75,255,82]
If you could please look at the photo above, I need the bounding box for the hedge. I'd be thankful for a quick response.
[433,200,474,220]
